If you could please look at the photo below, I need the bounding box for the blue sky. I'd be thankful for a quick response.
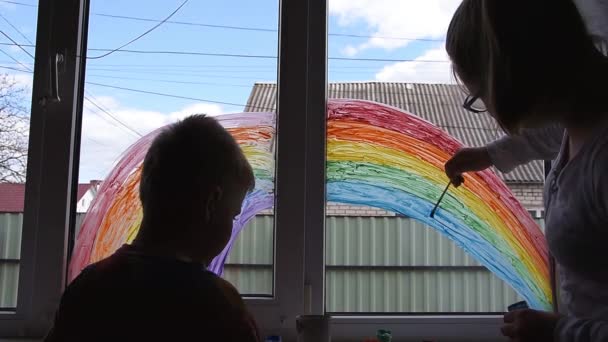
[0,0,460,181]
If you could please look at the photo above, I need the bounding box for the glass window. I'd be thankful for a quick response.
[71,0,279,296]
[0,1,38,311]
[323,0,546,313]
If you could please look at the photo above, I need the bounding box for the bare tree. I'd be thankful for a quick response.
[0,74,29,183]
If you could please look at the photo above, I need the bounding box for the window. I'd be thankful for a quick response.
[0,1,38,312]
[71,0,279,297]
[324,0,546,317]
[0,1,551,340]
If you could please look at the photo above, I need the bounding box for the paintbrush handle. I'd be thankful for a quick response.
[430,182,451,218]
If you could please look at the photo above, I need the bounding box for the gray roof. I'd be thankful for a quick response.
[245,82,544,184]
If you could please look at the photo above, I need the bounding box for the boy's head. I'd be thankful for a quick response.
[139,115,254,263]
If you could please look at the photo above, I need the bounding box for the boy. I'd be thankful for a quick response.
[45,115,260,342]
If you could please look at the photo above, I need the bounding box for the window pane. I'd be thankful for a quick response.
[71,0,278,296]
[0,1,38,311]
[323,0,548,313]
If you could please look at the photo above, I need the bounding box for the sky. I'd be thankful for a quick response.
[0,0,461,182]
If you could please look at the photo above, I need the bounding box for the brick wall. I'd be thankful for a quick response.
[507,183,544,209]
[256,183,544,217]
[325,203,396,216]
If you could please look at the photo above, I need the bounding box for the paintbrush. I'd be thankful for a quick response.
[430,181,451,218]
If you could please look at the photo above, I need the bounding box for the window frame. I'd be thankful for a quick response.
[0,0,90,337]
[0,0,537,340]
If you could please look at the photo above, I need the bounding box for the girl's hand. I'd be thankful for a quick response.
[501,309,562,342]
[444,147,492,186]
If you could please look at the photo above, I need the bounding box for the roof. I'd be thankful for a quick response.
[0,183,25,213]
[245,82,544,183]
[0,181,99,213]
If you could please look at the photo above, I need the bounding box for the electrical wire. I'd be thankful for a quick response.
[86,74,253,88]
[0,48,30,71]
[83,102,140,140]
[86,81,275,111]
[87,0,189,60]
[0,42,450,63]
[0,28,146,141]
[84,93,143,137]
[0,13,33,44]
[0,0,35,7]
[0,63,29,73]
[0,0,446,43]
[0,30,34,59]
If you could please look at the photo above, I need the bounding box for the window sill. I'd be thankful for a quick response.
[330,315,506,342]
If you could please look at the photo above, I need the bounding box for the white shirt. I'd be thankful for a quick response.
[487,123,608,341]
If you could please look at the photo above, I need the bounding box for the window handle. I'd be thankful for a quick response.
[50,52,64,103]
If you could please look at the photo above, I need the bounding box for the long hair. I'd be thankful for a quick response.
[446,0,605,133]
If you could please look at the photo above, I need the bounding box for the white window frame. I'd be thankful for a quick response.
[0,0,518,340]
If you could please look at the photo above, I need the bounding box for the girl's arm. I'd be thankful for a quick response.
[487,124,564,173]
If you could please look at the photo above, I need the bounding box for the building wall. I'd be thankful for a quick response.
[0,214,21,309]
[326,203,395,217]
[508,183,544,209]
[224,215,528,313]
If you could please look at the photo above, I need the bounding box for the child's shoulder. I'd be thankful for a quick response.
[206,272,247,309]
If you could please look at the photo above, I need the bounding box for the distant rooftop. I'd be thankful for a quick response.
[0,181,101,213]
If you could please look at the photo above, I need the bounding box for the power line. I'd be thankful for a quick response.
[87,0,189,60]
[0,42,278,59]
[0,0,35,7]
[84,92,143,137]
[88,47,276,59]
[83,102,140,140]
[0,42,33,48]
[87,63,276,69]
[95,13,276,33]
[0,0,445,43]
[0,48,30,71]
[0,42,450,63]
[0,13,34,44]
[84,48,447,63]
[86,81,274,111]
[0,30,35,59]
[86,74,253,88]
[90,12,444,42]
[87,66,275,73]
[0,28,145,140]
[85,69,273,80]
[0,64,29,72]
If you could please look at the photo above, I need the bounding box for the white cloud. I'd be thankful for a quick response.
[375,46,454,84]
[79,99,225,182]
[329,0,460,54]
[168,103,224,121]
[341,45,359,57]
[11,73,33,90]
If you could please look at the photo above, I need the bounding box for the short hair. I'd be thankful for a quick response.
[446,0,602,133]
[139,115,254,221]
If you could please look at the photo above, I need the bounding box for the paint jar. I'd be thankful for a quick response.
[377,329,392,342]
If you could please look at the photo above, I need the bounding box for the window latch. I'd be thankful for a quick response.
[50,52,64,103]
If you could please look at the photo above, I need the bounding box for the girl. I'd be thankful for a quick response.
[445,0,608,341]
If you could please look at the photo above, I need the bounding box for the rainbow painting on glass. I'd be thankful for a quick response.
[69,99,551,310]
